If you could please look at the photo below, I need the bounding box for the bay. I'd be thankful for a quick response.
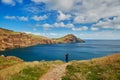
[0,40,120,61]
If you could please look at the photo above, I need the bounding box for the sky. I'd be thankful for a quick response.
[0,0,120,39]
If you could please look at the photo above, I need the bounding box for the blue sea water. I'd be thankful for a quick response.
[0,40,120,61]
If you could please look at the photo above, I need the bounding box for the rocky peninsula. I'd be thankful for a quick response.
[0,28,84,51]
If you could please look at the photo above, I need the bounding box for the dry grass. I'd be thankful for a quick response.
[91,53,120,65]
[62,53,120,80]
[0,60,64,80]
[0,56,23,70]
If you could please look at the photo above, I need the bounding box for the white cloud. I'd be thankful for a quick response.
[1,0,23,6]
[57,11,71,21]
[93,16,120,30]
[18,16,28,21]
[31,15,47,21]
[42,22,74,30]
[53,22,65,27]
[53,22,74,28]
[31,0,120,24]
[54,0,74,11]
[76,30,120,39]
[72,26,88,31]
[43,23,52,27]
[1,0,15,6]
[31,0,74,11]
[24,3,45,14]
[66,23,74,28]
[42,22,89,31]
[91,27,99,31]
[4,16,29,21]
[73,0,120,23]
[43,23,52,30]
[4,16,16,20]
[74,15,99,23]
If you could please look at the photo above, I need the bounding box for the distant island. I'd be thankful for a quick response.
[0,28,84,51]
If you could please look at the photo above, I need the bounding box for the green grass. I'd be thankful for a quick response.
[62,54,120,80]
[8,63,50,80]
[0,60,64,80]
[0,56,23,70]
[7,61,64,80]
[0,28,19,35]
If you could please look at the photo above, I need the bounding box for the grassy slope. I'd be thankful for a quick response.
[0,60,64,80]
[52,34,84,43]
[0,28,47,40]
[0,28,19,35]
[62,53,120,80]
[29,34,49,40]
[0,53,120,80]
[0,56,23,70]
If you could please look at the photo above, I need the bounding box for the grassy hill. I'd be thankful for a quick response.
[52,34,84,43]
[0,56,64,80]
[0,53,120,80]
[0,28,19,35]
[0,55,23,70]
[62,53,120,80]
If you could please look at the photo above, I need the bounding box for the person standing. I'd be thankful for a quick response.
[65,53,69,63]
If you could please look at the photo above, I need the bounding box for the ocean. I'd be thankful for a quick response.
[0,40,120,61]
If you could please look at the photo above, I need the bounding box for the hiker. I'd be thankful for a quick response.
[65,53,69,63]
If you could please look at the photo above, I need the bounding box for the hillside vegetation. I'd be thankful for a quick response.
[52,34,84,43]
[0,28,84,51]
[0,53,120,80]
[0,57,64,80]
[62,53,120,80]
[0,55,23,70]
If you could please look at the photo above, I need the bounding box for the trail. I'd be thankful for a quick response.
[39,63,69,80]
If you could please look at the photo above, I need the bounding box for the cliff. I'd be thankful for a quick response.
[0,28,84,51]
[0,28,55,51]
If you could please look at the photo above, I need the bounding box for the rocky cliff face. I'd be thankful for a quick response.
[0,28,84,51]
[0,28,55,51]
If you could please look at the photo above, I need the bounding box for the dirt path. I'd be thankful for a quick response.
[39,63,69,80]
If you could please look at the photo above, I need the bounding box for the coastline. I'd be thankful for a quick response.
[0,28,84,51]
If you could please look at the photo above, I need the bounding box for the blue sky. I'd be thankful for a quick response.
[0,0,120,39]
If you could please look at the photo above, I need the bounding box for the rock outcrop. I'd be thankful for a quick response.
[0,28,84,51]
